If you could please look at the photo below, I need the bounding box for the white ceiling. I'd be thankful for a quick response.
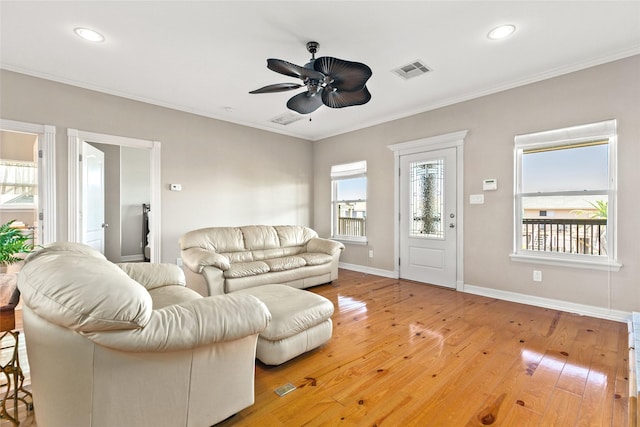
[2,1,639,141]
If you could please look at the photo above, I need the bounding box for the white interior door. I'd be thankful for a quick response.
[400,148,457,288]
[82,142,106,253]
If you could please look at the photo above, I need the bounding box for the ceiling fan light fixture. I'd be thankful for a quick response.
[74,27,105,43]
[487,24,516,40]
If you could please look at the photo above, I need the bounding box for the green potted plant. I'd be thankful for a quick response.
[0,220,34,273]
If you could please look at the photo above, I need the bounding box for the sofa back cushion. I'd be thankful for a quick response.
[273,225,318,247]
[18,242,152,332]
[179,227,245,253]
[240,226,280,250]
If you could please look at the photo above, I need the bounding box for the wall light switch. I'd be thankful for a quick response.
[470,194,484,204]
[170,184,182,192]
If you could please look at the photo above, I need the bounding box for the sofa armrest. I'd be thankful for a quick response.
[181,248,231,273]
[117,263,185,291]
[307,237,345,256]
[82,293,271,352]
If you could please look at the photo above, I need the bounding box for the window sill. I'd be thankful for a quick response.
[332,236,368,245]
[1,205,36,210]
[510,252,622,272]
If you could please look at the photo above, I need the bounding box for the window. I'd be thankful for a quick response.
[512,119,620,271]
[0,160,37,207]
[331,161,367,242]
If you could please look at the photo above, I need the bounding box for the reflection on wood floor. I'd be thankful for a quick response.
[219,270,629,426]
[4,269,630,426]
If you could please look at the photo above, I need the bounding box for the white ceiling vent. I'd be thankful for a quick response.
[269,112,304,126]
[392,60,431,80]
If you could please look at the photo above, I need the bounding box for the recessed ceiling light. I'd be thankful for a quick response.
[74,27,105,43]
[487,24,516,40]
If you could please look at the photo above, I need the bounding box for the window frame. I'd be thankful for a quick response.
[331,160,367,244]
[510,119,621,271]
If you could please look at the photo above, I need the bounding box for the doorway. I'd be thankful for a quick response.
[388,130,467,290]
[68,129,161,263]
[0,120,56,245]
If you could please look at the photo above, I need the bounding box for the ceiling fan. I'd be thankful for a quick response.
[249,41,372,115]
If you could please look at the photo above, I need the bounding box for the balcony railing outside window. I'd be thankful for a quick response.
[522,218,607,255]
[338,217,366,237]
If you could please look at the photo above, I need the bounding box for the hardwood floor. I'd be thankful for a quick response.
[219,270,629,426]
[4,269,630,426]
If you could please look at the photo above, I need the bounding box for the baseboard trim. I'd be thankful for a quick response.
[339,263,397,279]
[463,283,631,323]
[338,263,630,323]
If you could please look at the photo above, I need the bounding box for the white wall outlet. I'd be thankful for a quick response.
[176,257,183,267]
[368,249,374,258]
[533,270,542,282]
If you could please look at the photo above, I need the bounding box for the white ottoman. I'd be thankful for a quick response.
[235,284,334,365]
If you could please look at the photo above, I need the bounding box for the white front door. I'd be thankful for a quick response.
[400,147,457,288]
[82,142,106,253]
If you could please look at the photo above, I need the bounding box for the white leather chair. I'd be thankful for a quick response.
[18,242,271,427]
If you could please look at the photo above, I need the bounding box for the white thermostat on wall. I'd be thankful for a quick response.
[482,179,498,191]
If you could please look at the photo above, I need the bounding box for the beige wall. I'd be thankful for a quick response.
[0,70,313,265]
[313,55,640,313]
[2,55,638,313]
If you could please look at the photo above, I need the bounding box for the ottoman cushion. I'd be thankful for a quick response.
[235,284,334,364]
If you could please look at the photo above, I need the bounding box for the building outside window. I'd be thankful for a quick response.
[331,161,367,242]
[512,119,620,270]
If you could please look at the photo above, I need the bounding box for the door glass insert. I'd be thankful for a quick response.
[409,158,445,239]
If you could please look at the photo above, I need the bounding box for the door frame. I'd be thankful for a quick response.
[68,129,161,263]
[0,119,57,244]
[388,130,468,291]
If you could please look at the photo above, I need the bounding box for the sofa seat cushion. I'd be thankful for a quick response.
[264,256,306,272]
[224,261,270,278]
[236,284,334,341]
[299,252,334,266]
[222,251,336,280]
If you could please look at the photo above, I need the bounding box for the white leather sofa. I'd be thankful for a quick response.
[179,225,345,296]
[18,242,271,427]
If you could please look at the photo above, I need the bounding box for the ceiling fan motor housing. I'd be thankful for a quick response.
[306,41,319,57]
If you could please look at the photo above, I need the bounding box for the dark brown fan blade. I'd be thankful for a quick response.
[286,90,324,114]
[249,83,303,94]
[267,59,325,81]
[313,57,372,92]
[321,86,371,109]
